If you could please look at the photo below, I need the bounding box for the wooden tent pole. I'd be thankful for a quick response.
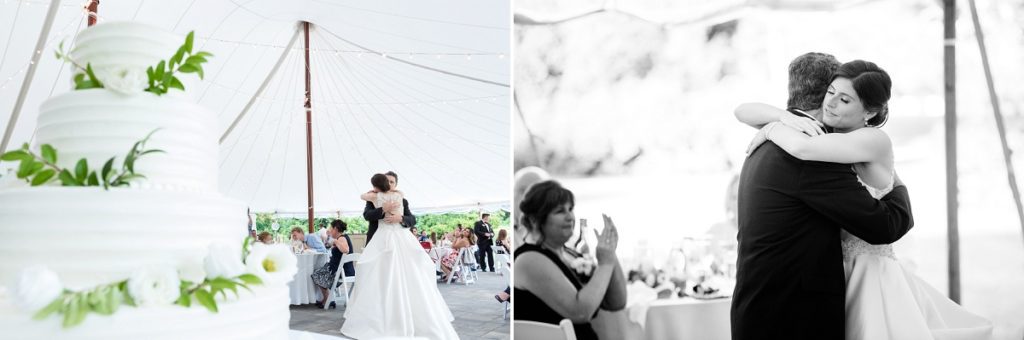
[303,21,315,234]
[943,0,961,304]
[86,0,100,27]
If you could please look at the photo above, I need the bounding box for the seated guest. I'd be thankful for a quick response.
[495,229,511,254]
[441,229,474,280]
[305,231,327,253]
[429,231,438,246]
[514,180,627,339]
[258,231,274,244]
[290,227,310,253]
[310,219,355,309]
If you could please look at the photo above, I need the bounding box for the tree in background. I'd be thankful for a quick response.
[252,210,510,241]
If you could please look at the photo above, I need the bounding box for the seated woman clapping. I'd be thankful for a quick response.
[514,180,627,339]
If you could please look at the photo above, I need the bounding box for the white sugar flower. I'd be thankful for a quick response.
[93,66,147,95]
[178,256,206,287]
[245,243,297,285]
[127,266,180,307]
[205,243,246,279]
[11,266,63,311]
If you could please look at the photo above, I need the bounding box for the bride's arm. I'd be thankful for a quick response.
[766,124,891,164]
[735,103,791,128]
[360,191,377,202]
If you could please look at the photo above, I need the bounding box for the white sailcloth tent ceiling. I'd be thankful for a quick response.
[0,0,510,214]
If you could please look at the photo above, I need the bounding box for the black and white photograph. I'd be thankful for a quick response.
[0,0,510,339]
[512,0,1024,339]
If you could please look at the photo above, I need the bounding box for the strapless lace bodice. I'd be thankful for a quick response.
[842,172,897,262]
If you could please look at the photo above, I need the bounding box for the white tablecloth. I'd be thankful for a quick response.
[635,297,732,340]
[288,252,329,305]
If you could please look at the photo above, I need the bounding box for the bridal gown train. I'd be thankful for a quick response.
[340,191,459,340]
[843,175,992,340]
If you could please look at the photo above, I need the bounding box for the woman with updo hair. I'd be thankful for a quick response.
[514,180,626,339]
[310,219,353,309]
[735,60,992,339]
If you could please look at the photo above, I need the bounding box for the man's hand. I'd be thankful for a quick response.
[779,114,824,136]
[384,214,402,224]
[382,200,398,212]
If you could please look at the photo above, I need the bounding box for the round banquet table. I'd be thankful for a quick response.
[288,252,329,305]
[635,297,732,340]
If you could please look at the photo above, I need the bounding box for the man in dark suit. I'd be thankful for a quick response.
[473,213,495,272]
[731,52,914,340]
[363,171,416,245]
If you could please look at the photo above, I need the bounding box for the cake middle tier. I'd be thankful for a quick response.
[36,89,219,191]
[0,187,245,290]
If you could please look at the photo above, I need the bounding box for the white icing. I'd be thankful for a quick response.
[70,21,179,85]
[36,89,219,191]
[0,187,245,290]
[0,21,290,339]
[0,285,290,340]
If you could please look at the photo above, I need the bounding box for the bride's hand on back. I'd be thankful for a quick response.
[779,114,824,136]
[595,214,619,263]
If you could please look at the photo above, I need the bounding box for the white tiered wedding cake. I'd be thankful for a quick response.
[0,22,292,339]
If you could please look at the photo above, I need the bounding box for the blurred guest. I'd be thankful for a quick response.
[513,166,550,250]
[419,230,429,242]
[495,229,511,254]
[305,230,327,253]
[429,232,438,246]
[290,227,310,253]
[258,232,274,244]
[310,219,354,309]
[514,180,627,339]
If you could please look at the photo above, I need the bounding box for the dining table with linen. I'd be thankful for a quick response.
[288,252,329,305]
[623,279,733,340]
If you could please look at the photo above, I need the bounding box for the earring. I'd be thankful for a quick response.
[864,117,869,127]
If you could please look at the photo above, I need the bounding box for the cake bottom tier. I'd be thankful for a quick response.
[0,285,290,340]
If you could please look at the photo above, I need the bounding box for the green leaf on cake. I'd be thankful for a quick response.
[195,288,218,313]
[58,169,77,186]
[75,159,88,183]
[177,282,192,307]
[62,294,88,328]
[31,168,56,186]
[184,31,195,54]
[170,45,186,68]
[32,297,64,320]
[237,273,263,285]
[0,149,30,161]
[87,172,100,186]
[178,63,199,74]
[40,144,56,164]
[168,77,184,91]
[16,158,35,178]
[84,64,103,88]
[185,55,207,65]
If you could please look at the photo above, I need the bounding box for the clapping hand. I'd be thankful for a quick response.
[594,214,619,262]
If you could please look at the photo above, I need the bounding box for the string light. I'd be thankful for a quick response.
[194,36,505,58]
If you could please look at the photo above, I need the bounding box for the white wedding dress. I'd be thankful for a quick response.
[340,191,459,340]
[843,175,993,340]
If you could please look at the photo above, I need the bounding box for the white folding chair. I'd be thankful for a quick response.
[445,247,466,284]
[494,251,510,274]
[514,319,577,340]
[325,252,360,309]
[459,245,479,285]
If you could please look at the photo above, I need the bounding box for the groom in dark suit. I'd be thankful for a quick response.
[363,171,416,244]
[732,52,914,340]
[474,213,495,272]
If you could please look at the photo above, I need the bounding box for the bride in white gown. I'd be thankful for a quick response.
[340,173,459,340]
[738,60,992,340]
